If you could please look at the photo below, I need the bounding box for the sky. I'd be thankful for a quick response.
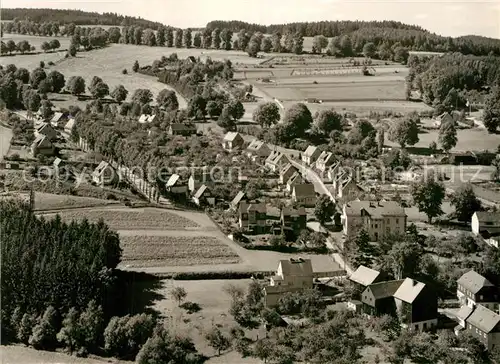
[2,0,499,38]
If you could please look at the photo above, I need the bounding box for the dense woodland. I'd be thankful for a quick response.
[2,8,165,29]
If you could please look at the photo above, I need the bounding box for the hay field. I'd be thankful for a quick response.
[120,235,240,267]
[45,207,200,230]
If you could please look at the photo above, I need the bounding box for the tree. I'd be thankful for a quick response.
[49,39,61,51]
[17,40,31,54]
[363,42,377,58]
[340,36,353,56]
[218,106,236,130]
[187,95,206,120]
[6,40,16,54]
[166,28,174,47]
[438,119,457,153]
[388,238,424,279]
[314,195,336,224]
[483,86,500,133]
[156,89,178,111]
[156,27,166,46]
[394,46,410,64]
[220,28,232,50]
[205,327,231,356]
[171,286,187,306]
[292,32,304,55]
[37,78,53,94]
[253,102,280,127]
[89,80,109,99]
[312,35,328,54]
[66,76,86,96]
[389,116,419,148]
[132,60,139,73]
[29,306,58,350]
[253,338,273,363]
[261,37,272,53]
[450,184,482,222]
[283,103,313,139]
[228,100,245,121]
[17,313,37,344]
[39,99,54,120]
[193,32,202,48]
[174,28,183,48]
[377,129,385,154]
[78,300,104,352]
[14,68,30,83]
[207,100,223,119]
[47,70,65,93]
[104,314,155,359]
[202,28,212,49]
[57,308,80,354]
[132,89,153,105]
[314,109,342,134]
[68,43,77,57]
[271,32,282,53]
[111,85,128,104]
[184,28,192,48]
[30,68,47,89]
[411,172,446,223]
[211,28,221,49]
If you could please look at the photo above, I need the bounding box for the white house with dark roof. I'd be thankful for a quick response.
[245,139,271,163]
[286,171,304,193]
[166,174,188,196]
[265,151,289,173]
[455,305,474,331]
[279,163,298,185]
[292,183,316,207]
[433,112,454,128]
[222,132,244,151]
[342,200,407,241]
[231,191,247,210]
[315,151,335,173]
[457,270,498,311]
[465,305,500,350]
[472,212,500,248]
[168,123,196,136]
[302,145,321,165]
[92,161,118,186]
[50,112,66,127]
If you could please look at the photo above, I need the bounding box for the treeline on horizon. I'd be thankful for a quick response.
[1,8,165,30]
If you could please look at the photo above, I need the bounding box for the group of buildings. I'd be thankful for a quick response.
[31,112,75,157]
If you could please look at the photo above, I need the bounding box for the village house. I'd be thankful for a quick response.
[342,200,407,241]
[281,207,307,234]
[457,270,499,312]
[265,151,289,173]
[192,185,215,207]
[53,157,64,168]
[165,174,188,198]
[333,173,362,202]
[455,305,474,332]
[138,114,157,124]
[449,151,478,165]
[291,183,316,207]
[222,132,244,151]
[31,135,55,157]
[188,171,213,193]
[279,163,298,185]
[246,139,271,163]
[286,171,304,193]
[92,161,118,186]
[315,151,335,173]
[231,191,247,211]
[433,112,454,128]
[349,265,383,289]
[327,161,343,182]
[361,280,404,317]
[168,123,197,136]
[239,202,267,233]
[264,258,314,307]
[302,145,321,165]
[472,212,500,246]
[393,278,438,331]
[34,122,57,141]
[464,304,500,351]
[64,118,75,136]
[50,112,67,127]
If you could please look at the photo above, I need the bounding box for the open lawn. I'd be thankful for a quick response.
[120,235,240,267]
[43,207,200,230]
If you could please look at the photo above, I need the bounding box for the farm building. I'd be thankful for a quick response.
[168,123,197,136]
[302,145,321,165]
[246,139,271,163]
[472,211,500,238]
[35,122,57,141]
[315,151,335,173]
[349,266,383,289]
[449,152,478,165]
[188,170,213,193]
[166,174,188,197]
[239,202,267,233]
[291,183,316,207]
[281,207,307,234]
[92,161,118,186]
[192,185,215,207]
[464,305,500,350]
[434,112,454,128]
[457,270,498,312]
[31,135,55,157]
[222,132,244,151]
[286,171,304,193]
[361,280,404,317]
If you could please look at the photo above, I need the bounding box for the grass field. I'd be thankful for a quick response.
[1,33,71,51]
[120,235,240,267]
[45,207,200,230]
[32,192,118,211]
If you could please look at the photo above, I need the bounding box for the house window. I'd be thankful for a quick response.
[375,224,378,229]
[479,295,483,300]
[396,218,399,224]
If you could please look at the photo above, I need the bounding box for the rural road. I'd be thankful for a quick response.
[0,124,13,161]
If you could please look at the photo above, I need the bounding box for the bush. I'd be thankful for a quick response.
[48,61,55,66]
[106,193,117,200]
[122,69,128,75]
[170,271,270,280]
[29,306,58,350]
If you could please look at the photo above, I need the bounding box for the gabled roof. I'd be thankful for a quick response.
[393,278,426,304]
[317,151,334,164]
[194,184,209,199]
[53,157,63,166]
[287,171,304,186]
[281,207,306,217]
[239,202,266,214]
[344,201,406,218]
[457,270,493,294]
[92,161,111,177]
[292,183,316,197]
[231,191,246,207]
[36,122,54,133]
[366,280,405,300]
[266,151,288,166]
[280,163,297,176]
[247,139,269,152]
[466,304,500,333]
[64,118,75,131]
[349,265,381,286]
[139,114,157,124]
[31,134,52,149]
[51,112,64,122]
[278,258,313,277]
[166,174,181,187]
[224,131,242,142]
[304,145,320,158]
[456,305,474,322]
[474,212,500,225]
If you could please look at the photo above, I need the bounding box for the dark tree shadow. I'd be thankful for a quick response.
[106,270,165,318]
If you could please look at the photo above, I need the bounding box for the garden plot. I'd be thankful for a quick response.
[45,207,200,230]
[120,235,241,268]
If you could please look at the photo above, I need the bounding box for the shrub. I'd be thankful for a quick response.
[122,69,128,75]
[106,193,117,200]
[29,306,58,350]
[48,61,55,66]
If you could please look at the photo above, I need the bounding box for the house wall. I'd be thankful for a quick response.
[411,287,438,324]
[471,213,480,235]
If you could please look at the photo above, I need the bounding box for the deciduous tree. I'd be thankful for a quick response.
[411,172,446,223]
[252,102,280,127]
[450,184,482,222]
[438,119,457,153]
[389,116,420,148]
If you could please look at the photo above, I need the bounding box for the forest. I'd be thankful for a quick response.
[1,8,166,29]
